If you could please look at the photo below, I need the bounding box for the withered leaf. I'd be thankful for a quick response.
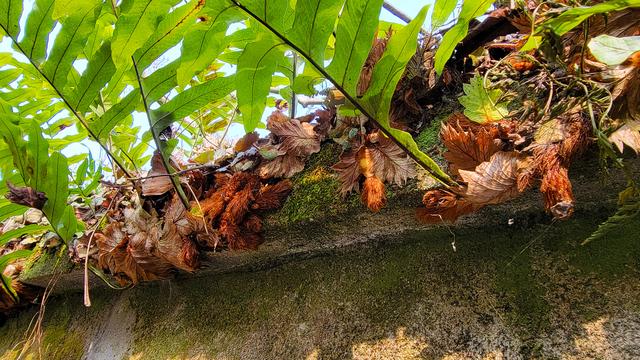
[96,220,173,285]
[369,135,416,186]
[234,131,259,153]
[441,120,501,175]
[157,196,201,271]
[358,35,390,96]
[268,118,321,157]
[141,151,173,196]
[417,188,476,224]
[5,182,47,209]
[609,119,640,154]
[534,118,568,144]
[258,152,306,179]
[332,148,362,196]
[459,151,522,205]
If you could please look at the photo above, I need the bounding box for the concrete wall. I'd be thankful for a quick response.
[1,210,639,359]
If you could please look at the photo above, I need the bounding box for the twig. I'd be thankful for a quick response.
[83,195,117,307]
[131,57,191,209]
[382,2,428,35]
[128,163,218,181]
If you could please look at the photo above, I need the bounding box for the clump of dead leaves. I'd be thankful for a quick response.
[83,172,291,286]
[418,110,591,224]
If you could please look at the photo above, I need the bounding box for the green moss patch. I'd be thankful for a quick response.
[275,144,359,225]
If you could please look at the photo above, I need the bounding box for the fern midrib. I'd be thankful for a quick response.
[132,57,191,209]
[73,55,112,110]
[136,0,205,65]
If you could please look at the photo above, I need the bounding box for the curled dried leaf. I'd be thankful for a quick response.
[234,131,259,153]
[441,119,501,175]
[258,153,306,179]
[142,151,174,196]
[5,182,47,209]
[332,148,362,196]
[459,151,522,205]
[417,188,476,224]
[358,34,390,96]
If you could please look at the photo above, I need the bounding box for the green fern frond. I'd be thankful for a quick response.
[583,192,640,245]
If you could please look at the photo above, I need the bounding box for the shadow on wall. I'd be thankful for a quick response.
[1,211,639,360]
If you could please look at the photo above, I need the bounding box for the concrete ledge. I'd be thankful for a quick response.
[18,154,638,294]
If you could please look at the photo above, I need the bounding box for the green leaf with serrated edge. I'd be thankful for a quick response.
[0,224,50,247]
[110,0,174,70]
[326,0,384,95]
[70,42,116,114]
[431,0,457,29]
[544,0,640,36]
[434,0,493,75]
[236,37,284,132]
[519,35,542,52]
[588,35,640,66]
[19,0,56,62]
[42,0,100,89]
[135,0,206,70]
[288,0,344,64]
[459,75,508,124]
[151,75,236,134]
[89,90,140,140]
[177,3,242,87]
[26,121,49,191]
[0,0,23,37]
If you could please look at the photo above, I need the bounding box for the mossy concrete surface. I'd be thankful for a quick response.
[1,210,639,359]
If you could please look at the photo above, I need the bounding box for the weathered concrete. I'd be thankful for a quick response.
[1,153,639,359]
[1,206,639,359]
